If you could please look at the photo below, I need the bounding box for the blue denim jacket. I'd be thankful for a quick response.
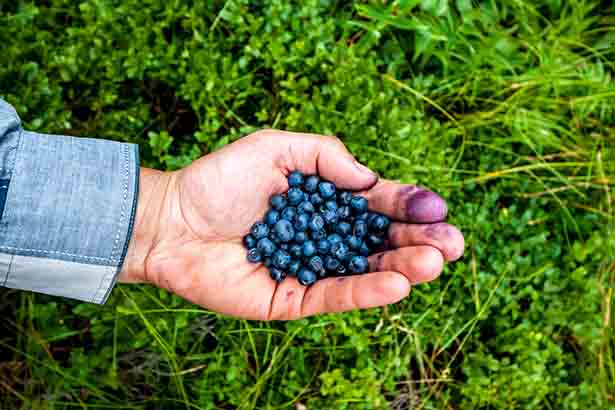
[0,99,139,304]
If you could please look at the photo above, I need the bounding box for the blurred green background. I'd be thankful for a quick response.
[1,1,614,409]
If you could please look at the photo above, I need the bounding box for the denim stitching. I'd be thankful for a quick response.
[0,246,109,262]
[1,253,14,287]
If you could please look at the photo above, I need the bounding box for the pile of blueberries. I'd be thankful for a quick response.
[243,171,390,286]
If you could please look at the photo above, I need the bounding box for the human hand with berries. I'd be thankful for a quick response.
[119,130,465,320]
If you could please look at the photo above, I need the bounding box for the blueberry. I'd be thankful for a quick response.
[304,175,320,193]
[243,234,256,249]
[247,248,262,263]
[350,196,368,213]
[298,200,315,214]
[359,242,370,256]
[264,257,272,268]
[308,255,325,276]
[348,255,369,274]
[274,219,295,242]
[347,235,362,250]
[257,238,276,256]
[264,210,280,226]
[354,212,369,221]
[295,213,310,231]
[288,259,301,276]
[331,242,349,261]
[325,256,340,271]
[318,181,336,198]
[251,222,270,239]
[287,188,305,205]
[324,200,338,212]
[272,249,291,269]
[338,191,352,205]
[327,233,344,247]
[270,267,287,282]
[298,268,317,286]
[288,171,304,187]
[294,231,308,243]
[309,214,325,231]
[281,206,297,222]
[302,240,317,257]
[289,243,303,258]
[311,229,327,241]
[336,264,347,276]
[336,206,351,220]
[270,194,287,210]
[353,220,368,238]
[370,214,390,231]
[322,210,338,226]
[366,233,384,248]
[269,231,281,244]
[280,243,289,250]
[336,221,352,236]
[310,193,323,205]
[317,239,331,255]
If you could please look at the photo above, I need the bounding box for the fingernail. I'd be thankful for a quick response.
[354,161,376,177]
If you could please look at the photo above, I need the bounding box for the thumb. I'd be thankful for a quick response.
[257,130,378,191]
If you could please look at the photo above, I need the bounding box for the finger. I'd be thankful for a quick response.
[361,180,448,223]
[269,271,410,320]
[255,130,378,191]
[388,222,465,261]
[368,245,444,285]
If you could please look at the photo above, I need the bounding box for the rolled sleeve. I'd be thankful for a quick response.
[0,99,139,304]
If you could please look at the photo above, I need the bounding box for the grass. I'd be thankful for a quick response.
[1,0,614,409]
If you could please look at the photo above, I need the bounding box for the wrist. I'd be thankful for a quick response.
[119,167,172,284]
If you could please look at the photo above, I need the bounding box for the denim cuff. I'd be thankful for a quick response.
[0,99,139,304]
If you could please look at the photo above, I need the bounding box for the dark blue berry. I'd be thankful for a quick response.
[310,193,323,205]
[324,200,338,212]
[264,210,280,226]
[298,268,317,286]
[251,222,269,239]
[270,194,287,210]
[359,242,370,256]
[295,213,310,231]
[281,206,297,222]
[304,175,320,193]
[325,256,340,271]
[302,240,317,258]
[274,219,295,242]
[298,200,315,214]
[366,233,384,248]
[247,248,262,263]
[331,242,349,261]
[336,206,351,220]
[336,264,347,276]
[257,238,276,256]
[370,214,390,231]
[339,191,352,205]
[336,221,352,236]
[349,255,369,274]
[280,243,289,250]
[289,243,303,258]
[311,229,326,241]
[270,267,287,282]
[288,260,301,276]
[350,196,368,213]
[294,231,308,243]
[264,257,272,268]
[243,234,256,249]
[318,181,336,198]
[347,235,362,250]
[288,171,304,187]
[287,188,305,205]
[308,256,325,276]
[309,214,325,231]
[272,249,291,269]
[354,212,369,221]
[353,220,368,238]
[269,231,281,244]
[327,233,344,247]
[317,239,331,254]
[322,210,338,225]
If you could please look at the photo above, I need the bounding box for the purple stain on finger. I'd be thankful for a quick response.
[403,187,448,223]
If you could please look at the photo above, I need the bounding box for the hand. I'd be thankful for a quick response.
[119,130,465,320]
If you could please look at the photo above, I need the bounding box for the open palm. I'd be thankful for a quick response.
[121,130,464,320]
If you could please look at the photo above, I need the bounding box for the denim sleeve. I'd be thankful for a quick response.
[0,99,139,304]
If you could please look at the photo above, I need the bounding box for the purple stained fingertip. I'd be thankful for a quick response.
[405,189,448,223]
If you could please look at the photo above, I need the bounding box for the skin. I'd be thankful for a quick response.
[119,130,465,320]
